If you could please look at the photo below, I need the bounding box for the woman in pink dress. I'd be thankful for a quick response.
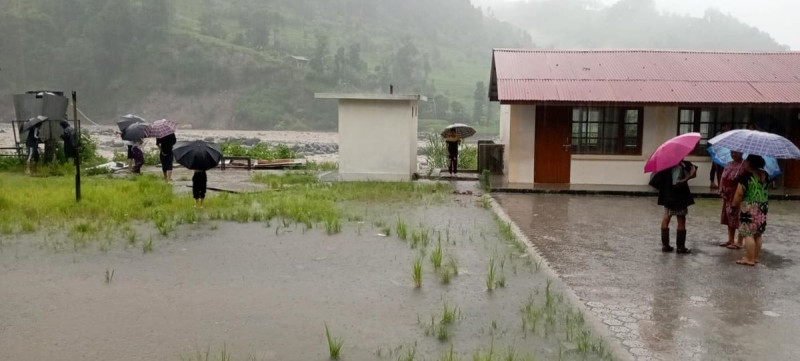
[718,151,745,249]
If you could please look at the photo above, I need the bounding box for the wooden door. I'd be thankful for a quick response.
[785,109,800,188]
[534,106,572,183]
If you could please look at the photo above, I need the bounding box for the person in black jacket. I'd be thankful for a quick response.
[59,121,77,161]
[25,124,41,175]
[650,159,697,254]
[156,133,177,182]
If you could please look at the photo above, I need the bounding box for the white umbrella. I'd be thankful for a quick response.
[709,130,800,159]
[441,123,476,139]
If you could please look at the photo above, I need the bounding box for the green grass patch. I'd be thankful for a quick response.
[251,171,319,189]
[222,142,298,160]
[0,173,450,245]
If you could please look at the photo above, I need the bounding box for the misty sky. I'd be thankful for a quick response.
[475,0,799,50]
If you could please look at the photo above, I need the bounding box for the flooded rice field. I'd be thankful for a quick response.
[0,196,612,361]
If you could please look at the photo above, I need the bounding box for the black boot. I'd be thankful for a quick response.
[676,229,691,254]
[661,228,673,252]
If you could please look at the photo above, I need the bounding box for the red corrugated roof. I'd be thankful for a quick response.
[489,49,800,104]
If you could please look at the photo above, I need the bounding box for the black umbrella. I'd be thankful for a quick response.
[21,115,49,132]
[173,140,222,171]
[117,114,146,132]
[121,122,149,141]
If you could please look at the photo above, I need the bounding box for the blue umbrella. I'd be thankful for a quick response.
[707,145,781,180]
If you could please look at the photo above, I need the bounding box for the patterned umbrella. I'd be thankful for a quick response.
[441,123,476,139]
[147,119,177,138]
[709,129,800,159]
[117,114,146,132]
[173,141,222,171]
[707,145,781,180]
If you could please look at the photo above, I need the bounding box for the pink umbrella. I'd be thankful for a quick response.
[644,133,701,173]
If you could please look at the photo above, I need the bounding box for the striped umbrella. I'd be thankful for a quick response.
[709,129,800,159]
[441,123,476,139]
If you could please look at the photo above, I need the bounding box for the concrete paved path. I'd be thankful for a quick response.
[495,193,800,361]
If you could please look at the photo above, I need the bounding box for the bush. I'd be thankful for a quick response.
[221,141,299,160]
[0,157,24,171]
[423,133,478,171]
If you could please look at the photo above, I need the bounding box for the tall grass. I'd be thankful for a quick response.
[412,258,423,288]
[486,258,496,291]
[324,323,344,360]
[422,133,478,171]
[0,173,450,243]
[430,241,443,269]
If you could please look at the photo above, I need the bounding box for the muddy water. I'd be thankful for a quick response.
[0,197,607,361]
[496,194,800,361]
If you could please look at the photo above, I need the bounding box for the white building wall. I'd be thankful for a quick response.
[570,106,713,186]
[499,104,511,173]
[338,99,416,181]
[507,105,536,184]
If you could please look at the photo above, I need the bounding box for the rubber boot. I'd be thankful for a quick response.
[661,228,674,252]
[676,229,691,254]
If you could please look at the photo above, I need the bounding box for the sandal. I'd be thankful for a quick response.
[718,242,732,247]
[736,259,756,267]
[726,244,742,250]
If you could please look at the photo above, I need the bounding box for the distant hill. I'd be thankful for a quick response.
[0,0,531,130]
[477,0,787,51]
[0,0,786,132]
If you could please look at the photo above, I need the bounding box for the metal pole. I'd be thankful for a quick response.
[72,91,81,202]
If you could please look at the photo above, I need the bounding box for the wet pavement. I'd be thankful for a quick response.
[495,193,800,361]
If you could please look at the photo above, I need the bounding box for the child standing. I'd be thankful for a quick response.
[649,159,697,254]
[131,140,145,174]
[192,170,207,207]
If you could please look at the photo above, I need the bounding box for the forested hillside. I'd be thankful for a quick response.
[0,0,530,130]
[0,0,787,131]
[479,0,787,51]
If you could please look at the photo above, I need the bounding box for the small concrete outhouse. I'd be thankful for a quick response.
[315,93,426,181]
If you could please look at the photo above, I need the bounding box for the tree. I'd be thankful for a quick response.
[451,101,468,122]
[309,33,330,76]
[472,81,487,124]
[392,37,423,90]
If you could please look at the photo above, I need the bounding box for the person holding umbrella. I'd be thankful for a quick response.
[117,115,146,169]
[22,116,47,175]
[173,140,223,207]
[441,124,476,176]
[732,155,769,267]
[717,150,746,249]
[646,133,700,254]
[121,123,149,175]
[709,129,800,267]
[445,129,460,175]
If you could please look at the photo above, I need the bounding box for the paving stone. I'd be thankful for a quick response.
[610,325,630,333]
[623,340,646,348]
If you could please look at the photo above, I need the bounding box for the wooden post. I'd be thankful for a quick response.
[72,91,81,202]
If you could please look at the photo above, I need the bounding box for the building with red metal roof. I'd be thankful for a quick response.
[489,49,800,188]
